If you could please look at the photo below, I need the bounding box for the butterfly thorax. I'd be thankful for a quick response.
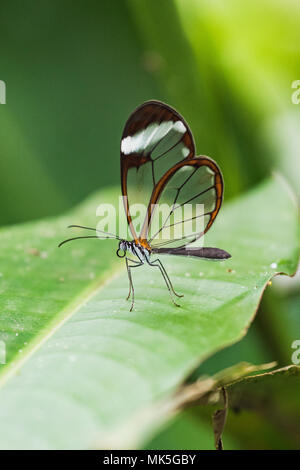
[117,240,151,263]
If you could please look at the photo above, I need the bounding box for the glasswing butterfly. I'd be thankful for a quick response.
[59,101,231,311]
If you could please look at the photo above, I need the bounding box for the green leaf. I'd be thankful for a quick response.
[0,176,298,449]
[225,365,300,449]
[146,365,300,450]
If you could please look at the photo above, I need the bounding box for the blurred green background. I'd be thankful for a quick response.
[0,0,299,449]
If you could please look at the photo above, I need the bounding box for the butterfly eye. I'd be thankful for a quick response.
[116,247,126,258]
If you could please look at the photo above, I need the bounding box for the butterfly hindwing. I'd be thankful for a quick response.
[141,156,223,248]
[120,101,195,241]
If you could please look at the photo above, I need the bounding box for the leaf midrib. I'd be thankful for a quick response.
[0,264,123,388]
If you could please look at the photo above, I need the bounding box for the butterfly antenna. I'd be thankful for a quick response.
[68,224,121,240]
[58,235,111,248]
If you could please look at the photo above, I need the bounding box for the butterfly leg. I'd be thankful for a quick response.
[125,257,143,311]
[148,258,183,307]
[150,258,184,298]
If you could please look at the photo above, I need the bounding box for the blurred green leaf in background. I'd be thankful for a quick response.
[0,0,160,225]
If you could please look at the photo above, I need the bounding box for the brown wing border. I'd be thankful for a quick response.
[139,156,224,248]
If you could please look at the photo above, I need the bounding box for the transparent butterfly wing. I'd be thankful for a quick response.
[144,157,223,249]
[120,101,195,241]
[120,101,223,247]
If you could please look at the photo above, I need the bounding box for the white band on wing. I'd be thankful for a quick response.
[121,120,186,156]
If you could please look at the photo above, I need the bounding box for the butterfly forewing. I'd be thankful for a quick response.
[120,101,195,241]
